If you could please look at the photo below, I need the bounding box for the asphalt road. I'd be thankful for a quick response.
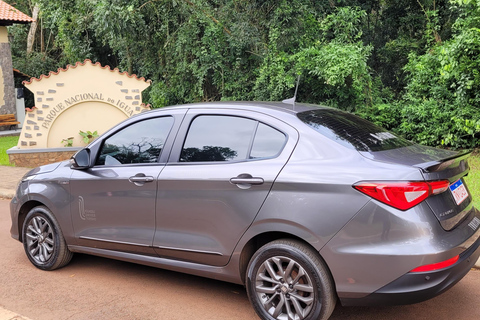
[1,199,480,320]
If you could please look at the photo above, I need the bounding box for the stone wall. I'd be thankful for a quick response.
[8,149,78,167]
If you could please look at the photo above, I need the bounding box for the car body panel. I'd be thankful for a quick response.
[69,165,161,255]
[359,144,461,167]
[320,201,480,300]
[10,161,76,244]
[341,232,480,306]
[361,145,473,231]
[67,110,186,254]
[153,108,299,266]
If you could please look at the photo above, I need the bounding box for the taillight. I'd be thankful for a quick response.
[410,255,459,273]
[353,180,449,210]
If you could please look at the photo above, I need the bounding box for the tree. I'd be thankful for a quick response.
[26,3,39,54]
[6,0,480,147]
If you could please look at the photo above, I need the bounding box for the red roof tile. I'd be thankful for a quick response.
[13,68,30,78]
[0,1,34,24]
[23,59,152,85]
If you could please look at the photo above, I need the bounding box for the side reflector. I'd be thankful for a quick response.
[353,180,450,211]
[410,255,459,273]
[429,180,450,195]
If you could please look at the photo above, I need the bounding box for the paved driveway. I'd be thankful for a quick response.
[1,199,480,320]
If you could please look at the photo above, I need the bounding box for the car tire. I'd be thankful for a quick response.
[22,206,73,271]
[246,239,336,320]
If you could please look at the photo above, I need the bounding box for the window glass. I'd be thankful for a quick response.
[250,123,286,159]
[180,116,256,162]
[297,109,413,152]
[96,117,174,165]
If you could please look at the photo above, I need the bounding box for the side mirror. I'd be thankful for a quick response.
[70,149,91,170]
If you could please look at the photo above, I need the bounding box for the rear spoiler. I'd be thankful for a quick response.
[414,149,471,172]
[414,149,471,182]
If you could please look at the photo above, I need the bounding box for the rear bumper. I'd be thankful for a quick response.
[341,234,480,306]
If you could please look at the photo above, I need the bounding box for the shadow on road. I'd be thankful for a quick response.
[67,254,479,320]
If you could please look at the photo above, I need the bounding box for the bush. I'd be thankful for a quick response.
[357,99,480,149]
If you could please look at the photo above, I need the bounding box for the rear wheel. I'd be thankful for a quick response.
[246,239,336,320]
[22,206,73,270]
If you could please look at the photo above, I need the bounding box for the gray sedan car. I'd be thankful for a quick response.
[10,102,480,320]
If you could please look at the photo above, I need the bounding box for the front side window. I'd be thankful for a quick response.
[96,117,174,165]
[180,115,286,162]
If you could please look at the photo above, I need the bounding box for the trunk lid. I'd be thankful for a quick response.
[360,145,473,231]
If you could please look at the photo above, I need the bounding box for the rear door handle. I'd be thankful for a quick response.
[230,173,264,189]
[129,174,154,186]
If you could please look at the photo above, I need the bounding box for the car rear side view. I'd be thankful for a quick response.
[10,102,480,320]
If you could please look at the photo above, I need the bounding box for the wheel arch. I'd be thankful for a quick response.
[17,200,45,242]
[238,231,332,285]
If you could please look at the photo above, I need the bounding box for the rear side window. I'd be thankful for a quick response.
[297,109,413,152]
[250,123,285,159]
[180,115,286,162]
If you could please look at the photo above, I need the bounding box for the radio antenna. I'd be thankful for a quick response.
[282,75,301,106]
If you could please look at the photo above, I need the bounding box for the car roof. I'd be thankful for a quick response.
[146,101,331,116]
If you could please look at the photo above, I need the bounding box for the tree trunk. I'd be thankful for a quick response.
[127,46,133,75]
[40,18,44,54]
[27,4,40,54]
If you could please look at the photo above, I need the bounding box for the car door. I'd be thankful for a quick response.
[70,114,180,254]
[153,108,299,266]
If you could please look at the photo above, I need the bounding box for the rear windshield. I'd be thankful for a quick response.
[297,109,413,152]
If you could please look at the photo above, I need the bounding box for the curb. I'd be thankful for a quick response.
[0,188,14,200]
[0,307,32,320]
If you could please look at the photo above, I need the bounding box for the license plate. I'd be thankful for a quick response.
[449,179,469,205]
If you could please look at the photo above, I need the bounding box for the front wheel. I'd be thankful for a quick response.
[246,239,336,320]
[22,206,73,270]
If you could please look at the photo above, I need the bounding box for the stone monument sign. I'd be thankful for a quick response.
[8,59,151,167]
[19,59,151,149]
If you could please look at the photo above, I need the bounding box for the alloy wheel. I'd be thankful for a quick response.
[254,256,315,320]
[25,216,55,264]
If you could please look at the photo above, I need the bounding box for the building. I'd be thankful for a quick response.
[0,0,34,117]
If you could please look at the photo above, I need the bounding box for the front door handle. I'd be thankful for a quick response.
[230,173,264,189]
[129,173,154,186]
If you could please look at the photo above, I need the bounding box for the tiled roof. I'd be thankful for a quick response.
[0,1,34,24]
[23,59,152,85]
[13,68,30,78]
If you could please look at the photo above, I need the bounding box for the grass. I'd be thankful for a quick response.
[0,135,19,166]
[465,152,480,209]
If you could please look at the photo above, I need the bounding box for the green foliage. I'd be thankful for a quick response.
[356,103,403,131]
[396,100,478,148]
[79,130,98,144]
[0,136,19,166]
[319,6,366,43]
[383,0,480,148]
[254,6,373,110]
[148,82,169,108]
[464,152,480,209]
[5,0,480,148]
[359,98,480,149]
[61,137,74,147]
[299,42,373,110]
